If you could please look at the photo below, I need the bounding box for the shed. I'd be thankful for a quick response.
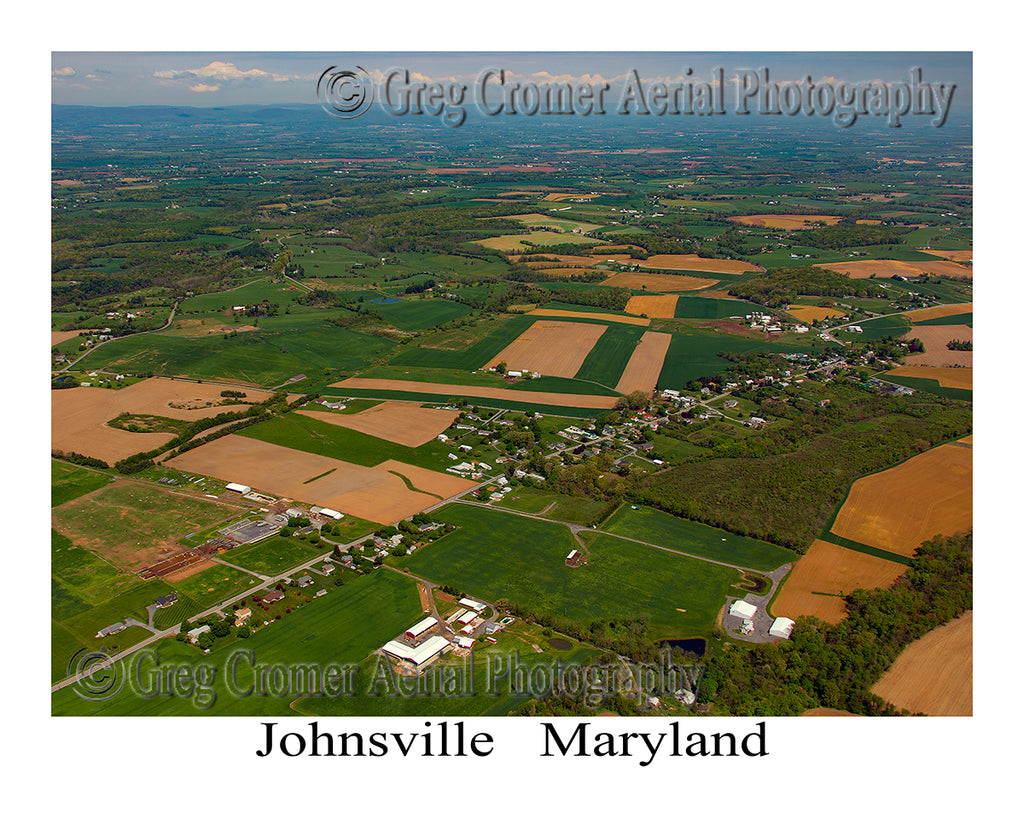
[729,599,757,620]
[459,598,486,612]
[320,508,343,520]
[405,616,438,640]
[225,483,251,494]
[382,635,450,667]
[769,617,796,639]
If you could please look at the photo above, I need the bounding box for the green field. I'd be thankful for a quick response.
[673,297,746,320]
[73,313,395,388]
[398,503,738,637]
[238,412,453,471]
[601,505,794,572]
[225,535,322,576]
[51,529,142,606]
[657,329,806,390]
[52,461,114,507]
[496,487,611,525]
[52,568,423,715]
[881,374,972,402]
[574,322,647,387]
[371,298,475,330]
[390,313,534,370]
[840,315,911,340]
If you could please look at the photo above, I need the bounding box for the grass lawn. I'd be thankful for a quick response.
[52,461,114,507]
[398,503,738,638]
[226,535,323,576]
[601,505,794,572]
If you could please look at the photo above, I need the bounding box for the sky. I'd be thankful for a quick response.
[50,51,972,112]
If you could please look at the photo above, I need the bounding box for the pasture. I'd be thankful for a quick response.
[51,483,235,570]
[371,298,474,331]
[399,503,739,638]
[602,505,793,573]
[770,539,908,624]
[52,461,113,507]
[226,535,321,576]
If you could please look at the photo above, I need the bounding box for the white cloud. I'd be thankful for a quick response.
[154,61,288,84]
[189,83,220,93]
[52,66,76,78]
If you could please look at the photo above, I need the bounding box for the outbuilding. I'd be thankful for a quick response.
[382,635,450,667]
[225,483,251,494]
[404,616,438,640]
[729,599,757,620]
[769,617,796,639]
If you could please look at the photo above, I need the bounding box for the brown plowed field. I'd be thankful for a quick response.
[814,259,973,280]
[771,539,907,624]
[636,254,760,273]
[51,330,81,346]
[51,378,273,463]
[297,402,459,448]
[376,460,476,499]
[624,295,678,318]
[902,325,973,367]
[871,611,972,715]
[167,435,474,524]
[728,214,842,230]
[886,366,973,390]
[484,320,607,378]
[526,308,649,326]
[904,303,973,322]
[600,272,717,291]
[919,249,973,263]
[785,305,846,322]
[331,377,619,410]
[830,443,972,557]
[614,332,672,395]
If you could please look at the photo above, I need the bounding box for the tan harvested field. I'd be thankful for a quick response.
[600,272,717,292]
[376,460,477,499]
[473,233,606,252]
[484,320,607,378]
[167,435,475,524]
[830,443,972,557]
[886,366,973,390]
[525,308,649,326]
[872,612,972,715]
[625,295,679,318]
[331,377,620,410]
[904,302,973,322]
[771,539,907,624]
[815,259,973,280]
[728,214,842,229]
[51,330,81,346]
[636,254,759,273]
[902,324,973,367]
[785,305,847,322]
[51,378,274,463]
[856,219,882,225]
[920,249,972,262]
[543,192,600,201]
[497,212,603,232]
[614,332,672,395]
[800,708,858,717]
[296,401,459,448]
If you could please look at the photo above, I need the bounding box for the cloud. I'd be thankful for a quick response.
[154,61,289,84]
[189,83,220,93]
[52,66,76,78]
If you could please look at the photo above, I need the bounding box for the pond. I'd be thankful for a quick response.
[657,638,706,657]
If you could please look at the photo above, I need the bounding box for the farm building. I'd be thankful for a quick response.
[262,589,285,604]
[566,549,584,567]
[225,483,251,494]
[187,624,211,643]
[296,575,313,588]
[234,607,252,626]
[319,508,343,520]
[769,617,796,639]
[459,597,486,613]
[405,616,438,640]
[155,593,178,608]
[96,622,126,638]
[729,599,757,620]
[456,609,478,626]
[382,635,450,668]
[454,635,476,650]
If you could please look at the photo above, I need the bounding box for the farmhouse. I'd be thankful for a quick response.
[296,575,314,588]
[155,593,178,609]
[187,624,211,643]
[234,607,252,626]
[263,589,285,604]
[96,622,127,638]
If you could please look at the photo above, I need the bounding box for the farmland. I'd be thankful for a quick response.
[830,441,972,557]
[771,539,908,624]
[397,503,739,638]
